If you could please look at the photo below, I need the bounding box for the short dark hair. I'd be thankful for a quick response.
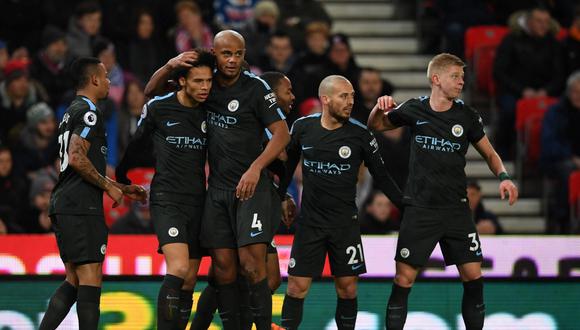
[260,71,286,91]
[173,49,215,81]
[74,1,101,18]
[0,145,11,155]
[69,57,102,90]
[270,30,291,42]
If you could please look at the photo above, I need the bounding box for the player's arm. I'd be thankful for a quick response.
[277,127,301,227]
[473,136,518,205]
[237,120,290,200]
[362,132,404,209]
[144,51,199,98]
[367,95,399,131]
[68,134,123,206]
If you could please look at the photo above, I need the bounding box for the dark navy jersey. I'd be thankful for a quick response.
[387,96,485,208]
[117,92,207,205]
[50,96,107,216]
[205,70,285,190]
[282,113,402,228]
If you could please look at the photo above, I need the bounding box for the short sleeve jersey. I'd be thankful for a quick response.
[205,70,285,189]
[130,92,207,204]
[49,96,107,216]
[387,96,485,208]
[288,113,399,228]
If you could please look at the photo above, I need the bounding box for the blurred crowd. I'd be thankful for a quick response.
[0,0,577,235]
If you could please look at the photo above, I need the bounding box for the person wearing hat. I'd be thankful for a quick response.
[0,59,48,143]
[31,25,74,109]
[11,102,58,179]
[239,0,281,66]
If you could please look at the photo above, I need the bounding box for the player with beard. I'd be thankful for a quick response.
[117,50,214,329]
[276,75,403,329]
[367,53,518,330]
[40,57,146,330]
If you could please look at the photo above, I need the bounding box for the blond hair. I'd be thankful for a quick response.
[427,53,465,83]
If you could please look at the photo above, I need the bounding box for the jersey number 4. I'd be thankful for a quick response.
[57,130,70,172]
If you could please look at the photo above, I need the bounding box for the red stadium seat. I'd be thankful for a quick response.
[556,27,568,41]
[126,167,155,186]
[569,170,580,232]
[515,97,558,189]
[464,26,509,97]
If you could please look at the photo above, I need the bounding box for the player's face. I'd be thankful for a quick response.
[181,66,213,103]
[213,37,245,79]
[326,80,355,122]
[437,65,464,99]
[274,77,295,115]
[95,63,110,99]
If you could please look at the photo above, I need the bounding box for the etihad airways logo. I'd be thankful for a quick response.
[303,159,351,175]
[207,111,238,129]
[415,135,461,153]
[166,136,206,150]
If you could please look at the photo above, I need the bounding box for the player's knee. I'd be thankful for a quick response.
[335,281,357,299]
[268,275,282,292]
[394,274,415,288]
[286,280,310,299]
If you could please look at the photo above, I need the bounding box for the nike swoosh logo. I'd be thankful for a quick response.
[166,121,180,127]
[416,120,429,125]
[250,231,263,237]
[302,146,313,150]
[351,264,364,270]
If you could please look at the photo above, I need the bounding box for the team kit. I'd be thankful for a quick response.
[42,30,518,330]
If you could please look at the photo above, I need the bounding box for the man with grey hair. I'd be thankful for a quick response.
[541,70,580,233]
[277,75,402,329]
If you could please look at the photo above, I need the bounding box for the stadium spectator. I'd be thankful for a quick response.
[12,102,58,179]
[110,198,153,234]
[274,0,332,48]
[214,0,258,30]
[467,180,503,235]
[239,0,281,67]
[118,79,144,153]
[360,190,400,235]
[258,31,295,74]
[66,1,103,58]
[493,6,564,159]
[30,25,74,109]
[0,146,29,233]
[172,0,213,54]
[125,9,166,86]
[0,59,48,144]
[0,40,8,82]
[21,171,55,233]
[93,38,125,106]
[289,21,330,109]
[563,6,580,77]
[353,67,394,123]
[540,71,580,234]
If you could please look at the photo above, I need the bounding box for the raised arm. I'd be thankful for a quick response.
[144,51,199,97]
[473,136,518,205]
[367,95,399,131]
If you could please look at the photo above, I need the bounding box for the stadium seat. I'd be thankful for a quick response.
[569,170,580,233]
[464,26,509,100]
[556,27,568,41]
[126,167,155,186]
[514,97,558,190]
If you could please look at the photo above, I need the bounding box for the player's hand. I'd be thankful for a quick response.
[123,184,148,202]
[106,185,124,208]
[281,196,297,227]
[167,51,199,70]
[499,180,518,206]
[236,165,261,201]
[376,95,397,112]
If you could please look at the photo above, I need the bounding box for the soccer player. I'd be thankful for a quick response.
[367,53,519,330]
[116,50,215,329]
[40,57,147,330]
[190,71,296,329]
[277,75,403,329]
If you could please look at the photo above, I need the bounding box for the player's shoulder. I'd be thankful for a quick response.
[69,96,97,114]
[394,96,428,112]
[146,92,175,109]
[346,117,369,133]
[453,98,480,118]
[241,70,271,92]
[291,112,321,131]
